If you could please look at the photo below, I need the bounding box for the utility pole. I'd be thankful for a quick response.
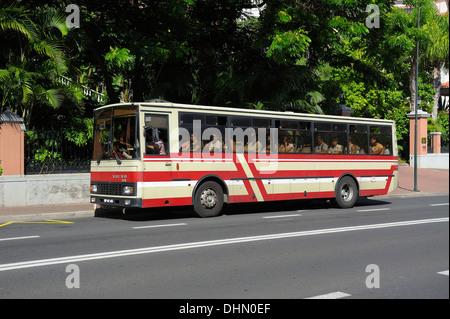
[413,3,420,192]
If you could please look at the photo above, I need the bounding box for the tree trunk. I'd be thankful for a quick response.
[431,64,442,120]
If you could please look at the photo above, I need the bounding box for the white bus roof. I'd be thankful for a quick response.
[94,101,395,125]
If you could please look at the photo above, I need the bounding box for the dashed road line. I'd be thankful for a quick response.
[306,291,351,299]
[132,223,187,229]
[263,214,301,219]
[0,236,40,242]
[357,208,391,212]
[437,270,449,276]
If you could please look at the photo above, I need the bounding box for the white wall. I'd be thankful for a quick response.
[409,153,449,169]
[0,174,90,207]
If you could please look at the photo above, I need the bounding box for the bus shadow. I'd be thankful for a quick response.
[94,206,195,222]
[222,197,393,216]
[355,196,393,208]
[94,196,392,222]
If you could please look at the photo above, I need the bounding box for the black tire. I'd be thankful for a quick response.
[193,181,224,217]
[335,176,358,208]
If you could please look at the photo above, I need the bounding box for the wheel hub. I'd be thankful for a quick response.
[341,184,353,201]
[200,188,217,209]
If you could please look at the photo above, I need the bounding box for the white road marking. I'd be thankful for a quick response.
[306,291,351,299]
[263,214,301,219]
[437,270,449,276]
[430,203,449,207]
[133,223,187,229]
[0,236,40,242]
[0,217,447,272]
[357,208,391,212]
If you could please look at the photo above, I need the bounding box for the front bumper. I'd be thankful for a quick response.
[90,196,142,208]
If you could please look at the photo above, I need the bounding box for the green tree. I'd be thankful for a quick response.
[421,3,449,119]
[104,46,135,102]
[0,2,73,126]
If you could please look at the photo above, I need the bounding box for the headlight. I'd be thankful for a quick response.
[91,185,98,193]
[123,186,133,195]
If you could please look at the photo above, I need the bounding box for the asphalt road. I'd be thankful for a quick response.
[0,195,448,302]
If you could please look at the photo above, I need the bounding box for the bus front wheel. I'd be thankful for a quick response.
[193,181,224,217]
[335,176,358,208]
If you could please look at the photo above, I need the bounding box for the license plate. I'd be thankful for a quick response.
[104,199,114,204]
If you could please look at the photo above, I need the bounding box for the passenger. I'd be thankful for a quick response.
[266,134,271,153]
[223,136,233,153]
[348,138,360,154]
[328,138,342,154]
[112,142,129,159]
[191,133,201,152]
[266,134,278,154]
[245,131,262,153]
[234,135,244,153]
[370,137,384,155]
[205,134,222,153]
[180,133,191,152]
[146,129,166,155]
[384,143,391,155]
[119,138,132,151]
[314,135,328,154]
[279,136,294,153]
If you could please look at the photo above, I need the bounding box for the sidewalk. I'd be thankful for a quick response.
[389,165,449,197]
[0,202,93,223]
[0,166,448,222]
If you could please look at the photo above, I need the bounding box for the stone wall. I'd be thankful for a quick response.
[0,174,90,207]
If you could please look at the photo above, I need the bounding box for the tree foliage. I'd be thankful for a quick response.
[0,0,448,158]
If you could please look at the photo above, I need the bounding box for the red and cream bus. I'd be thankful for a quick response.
[90,100,398,217]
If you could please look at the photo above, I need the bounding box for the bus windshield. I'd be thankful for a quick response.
[92,106,138,163]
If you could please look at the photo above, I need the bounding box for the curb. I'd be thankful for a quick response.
[373,191,449,200]
[0,210,93,224]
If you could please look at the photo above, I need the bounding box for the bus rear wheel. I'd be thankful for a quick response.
[335,176,358,208]
[193,181,224,217]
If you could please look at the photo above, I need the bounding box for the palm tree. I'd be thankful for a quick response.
[0,0,34,40]
[0,2,71,125]
[1,2,67,70]
[422,8,449,119]
[405,0,449,116]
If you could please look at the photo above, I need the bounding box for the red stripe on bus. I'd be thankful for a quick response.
[91,168,396,183]
[90,171,140,182]
[142,197,191,208]
[229,194,256,204]
[234,157,261,202]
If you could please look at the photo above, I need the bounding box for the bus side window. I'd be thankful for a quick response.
[294,131,312,153]
[369,126,392,156]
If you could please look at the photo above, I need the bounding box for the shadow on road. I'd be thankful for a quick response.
[94,196,393,222]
